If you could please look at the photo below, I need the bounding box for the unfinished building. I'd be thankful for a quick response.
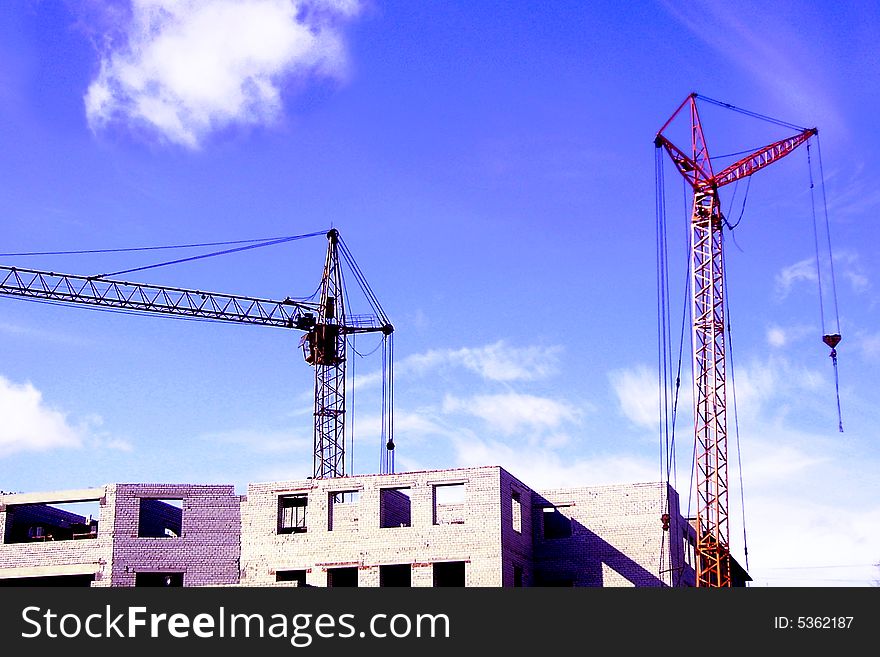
[0,465,749,587]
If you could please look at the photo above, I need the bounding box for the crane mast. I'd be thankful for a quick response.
[655,93,816,587]
[310,228,348,479]
[0,229,393,480]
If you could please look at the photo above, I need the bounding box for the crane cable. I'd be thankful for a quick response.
[722,263,751,579]
[336,236,395,474]
[91,231,328,279]
[655,146,672,585]
[0,233,326,258]
[655,146,692,586]
[807,139,844,432]
[695,94,808,132]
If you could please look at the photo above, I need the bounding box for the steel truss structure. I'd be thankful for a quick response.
[0,229,393,480]
[655,94,815,587]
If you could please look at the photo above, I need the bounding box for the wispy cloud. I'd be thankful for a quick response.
[609,365,674,431]
[84,0,364,148]
[349,340,588,475]
[775,251,869,301]
[765,323,814,349]
[442,392,579,436]
[406,340,563,382]
[0,321,87,345]
[834,251,870,294]
[856,331,880,361]
[775,257,818,298]
[659,0,841,133]
[354,339,564,391]
[198,427,311,453]
[766,325,787,348]
[452,436,657,489]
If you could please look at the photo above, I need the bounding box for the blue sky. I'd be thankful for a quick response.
[1,0,878,587]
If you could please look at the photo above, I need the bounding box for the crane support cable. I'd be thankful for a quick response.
[337,237,393,328]
[335,235,394,473]
[808,140,845,433]
[0,231,329,258]
[695,94,807,131]
[94,231,328,279]
[723,265,750,576]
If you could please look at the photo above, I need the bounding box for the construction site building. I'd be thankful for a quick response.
[0,465,750,587]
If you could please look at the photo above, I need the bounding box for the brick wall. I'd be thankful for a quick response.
[499,469,535,586]
[532,481,694,587]
[1,469,698,588]
[240,467,507,587]
[109,484,240,587]
[0,487,113,585]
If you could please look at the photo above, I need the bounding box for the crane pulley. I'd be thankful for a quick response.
[0,229,394,480]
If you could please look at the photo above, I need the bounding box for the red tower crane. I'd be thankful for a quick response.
[655,93,816,587]
[0,229,394,480]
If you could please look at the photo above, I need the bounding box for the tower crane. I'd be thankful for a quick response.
[655,93,817,587]
[0,228,394,480]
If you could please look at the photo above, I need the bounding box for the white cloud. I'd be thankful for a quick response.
[0,378,129,458]
[442,392,578,436]
[85,0,364,148]
[353,340,564,392]
[198,427,311,453]
[739,436,827,487]
[775,257,817,298]
[765,323,815,350]
[0,376,84,457]
[766,325,787,348]
[732,356,825,423]
[659,0,842,134]
[835,251,870,293]
[739,496,880,587]
[406,340,562,382]
[775,251,870,302]
[452,437,657,489]
[857,331,880,360]
[609,365,667,430]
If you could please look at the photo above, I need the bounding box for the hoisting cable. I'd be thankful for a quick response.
[336,236,395,473]
[657,144,700,586]
[349,332,356,477]
[817,137,844,433]
[341,279,355,478]
[670,175,695,587]
[807,140,844,432]
[722,263,751,578]
[379,333,395,474]
[656,144,694,586]
[655,144,672,585]
[682,165,698,585]
[386,333,395,474]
